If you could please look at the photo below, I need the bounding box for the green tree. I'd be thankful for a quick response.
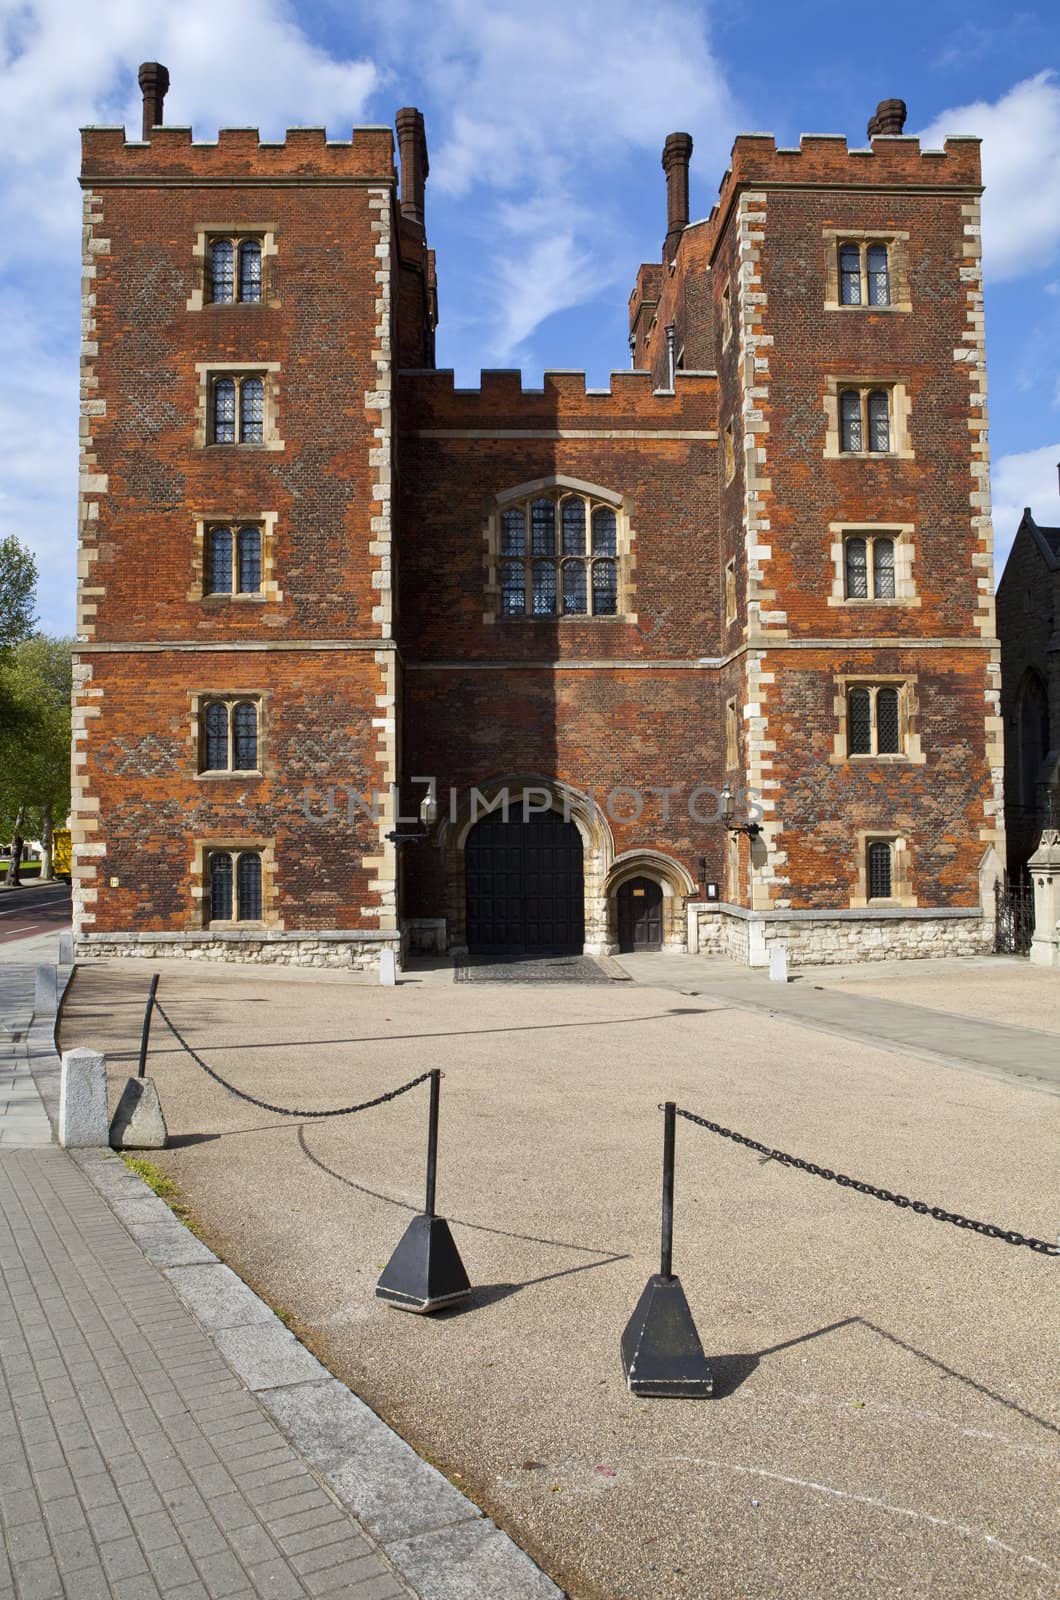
[0,536,38,652]
[0,636,72,884]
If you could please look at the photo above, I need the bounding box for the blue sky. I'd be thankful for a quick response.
[1,0,1058,637]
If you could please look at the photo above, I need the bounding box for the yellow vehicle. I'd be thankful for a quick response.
[52,828,72,880]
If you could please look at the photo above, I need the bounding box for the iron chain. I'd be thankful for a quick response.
[154,1001,434,1119]
[672,1106,1059,1257]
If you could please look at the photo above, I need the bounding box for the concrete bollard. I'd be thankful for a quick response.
[768,944,789,983]
[34,964,58,1018]
[110,1077,168,1150]
[58,932,74,967]
[379,948,397,987]
[59,1048,110,1148]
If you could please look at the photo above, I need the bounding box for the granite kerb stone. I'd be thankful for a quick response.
[164,1263,279,1329]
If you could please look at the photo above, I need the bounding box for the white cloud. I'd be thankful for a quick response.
[917,73,1060,282]
[992,442,1060,579]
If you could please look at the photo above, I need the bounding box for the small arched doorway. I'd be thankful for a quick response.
[465,810,584,953]
[617,876,663,952]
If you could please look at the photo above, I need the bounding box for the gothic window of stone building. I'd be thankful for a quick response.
[209,236,264,303]
[497,491,620,618]
[848,685,902,755]
[211,375,265,444]
[840,387,890,453]
[207,849,263,922]
[845,534,895,599]
[867,839,893,898]
[200,699,260,773]
[839,241,890,306]
[207,526,263,595]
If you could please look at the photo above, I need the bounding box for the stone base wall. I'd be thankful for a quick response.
[695,908,993,966]
[74,932,403,972]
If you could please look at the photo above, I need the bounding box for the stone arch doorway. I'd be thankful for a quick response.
[465,809,584,953]
[617,876,663,952]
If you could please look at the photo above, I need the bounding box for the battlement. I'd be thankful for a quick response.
[398,367,717,431]
[80,124,395,182]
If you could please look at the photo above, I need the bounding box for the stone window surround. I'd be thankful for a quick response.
[725,556,737,622]
[822,229,911,314]
[186,224,280,313]
[482,475,636,625]
[850,830,917,910]
[723,417,736,484]
[194,363,284,452]
[188,691,269,780]
[829,674,925,765]
[189,512,282,605]
[193,837,279,930]
[720,278,733,349]
[823,377,913,461]
[726,697,738,766]
[828,521,919,608]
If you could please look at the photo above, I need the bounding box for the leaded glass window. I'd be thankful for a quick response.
[204,703,228,770]
[868,391,890,453]
[845,538,869,598]
[849,688,872,755]
[241,377,264,443]
[873,538,895,598]
[208,528,233,594]
[867,244,890,306]
[209,852,233,920]
[876,687,900,753]
[239,241,262,303]
[210,240,235,303]
[840,390,862,452]
[867,841,892,900]
[213,378,236,445]
[232,703,258,770]
[839,244,861,305]
[495,490,624,617]
[237,527,262,594]
[532,560,557,616]
[237,852,263,921]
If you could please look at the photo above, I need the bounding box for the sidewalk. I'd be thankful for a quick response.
[0,967,562,1600]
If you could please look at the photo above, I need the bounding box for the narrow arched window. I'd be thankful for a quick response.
[562,560,587,615]
[845,538,868,598]
[501,561,525,616]
[209,852,233,920]
[213,378,236,444]
[873,537,895,598]
[237,853,263,921]
[239,240,262,303]
[204,703,229,770]
[237,527,262,593]
[209,239,235,303]
[208,528,233,594]
[840,390,862,452]
[839,244,861,305]
[240,377,264,443]
[592,506,617,556]
[868,391,890,453]
[561,499,585,556]
[867,244,890,306]
[532,560,557,616]
[592,559,618,615]
[232,702,258,770]
[848,688,872,754]
[501,508,525,555]
[876,687,900,753]
[867,841,893,900]
[531,498,555,556]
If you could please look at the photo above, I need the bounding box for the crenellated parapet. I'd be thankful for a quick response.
[397,366,717,433]
[80,124,395,183]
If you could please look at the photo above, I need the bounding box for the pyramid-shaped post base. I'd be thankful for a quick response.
[376,1214,471,1314]
[621,1273,713,1397]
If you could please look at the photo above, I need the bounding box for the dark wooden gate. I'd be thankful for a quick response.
[465,810,584,953]
[994,875,1034,955]
[617,876,664,952]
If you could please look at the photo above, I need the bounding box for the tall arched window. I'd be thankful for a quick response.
[207,234,265,304]
[207,849,263,923]
[496,488,623,618]
[200,700,260,773]
[239,240,262,303]
[209,239,235,303]
[209,375,267,445]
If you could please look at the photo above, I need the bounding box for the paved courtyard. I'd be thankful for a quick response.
[58,954,1060,1600]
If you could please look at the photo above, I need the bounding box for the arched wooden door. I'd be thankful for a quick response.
[617,876,663,952]
[465,810,584,953]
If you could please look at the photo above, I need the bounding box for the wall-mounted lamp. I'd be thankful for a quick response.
[720,781,761,838]
[386,791,438,846]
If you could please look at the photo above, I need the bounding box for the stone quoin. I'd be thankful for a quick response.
[73,80,1003,968]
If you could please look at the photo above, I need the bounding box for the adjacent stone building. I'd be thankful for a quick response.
[72,74,1004,969]
[996,493,1060,873]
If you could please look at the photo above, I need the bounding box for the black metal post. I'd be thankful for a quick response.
[424,1069,440,1218]
[660,1101,676,1279]
[137,974,160,1080]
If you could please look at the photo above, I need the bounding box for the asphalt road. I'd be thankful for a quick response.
[0,881,71,947]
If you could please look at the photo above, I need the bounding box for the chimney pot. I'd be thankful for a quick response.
[138,61,170,141]
[662,131,693,263]
[867,98,907,138]
[396,107,429,230]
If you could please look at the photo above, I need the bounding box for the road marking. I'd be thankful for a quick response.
[663,1456,1053,1573]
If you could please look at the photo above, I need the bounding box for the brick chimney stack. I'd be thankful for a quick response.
[138,62,170,141]
[396,107,429,229]
[662,131,693,263]
[867,98,907,137]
